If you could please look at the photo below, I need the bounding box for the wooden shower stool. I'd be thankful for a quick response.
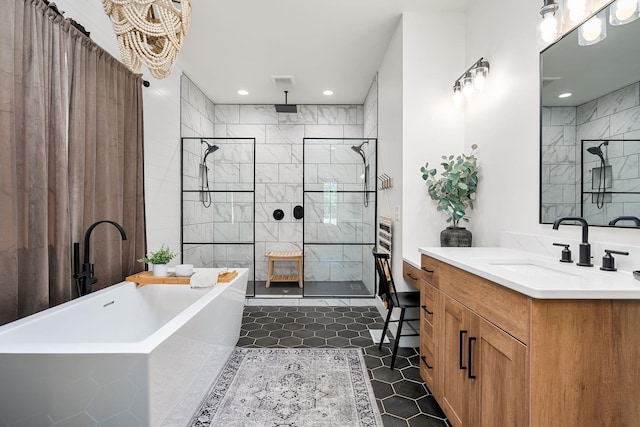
[265,251,304,288]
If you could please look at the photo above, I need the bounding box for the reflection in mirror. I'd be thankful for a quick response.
[540,1,640,227]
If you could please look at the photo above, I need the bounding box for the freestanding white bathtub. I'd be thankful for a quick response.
[0,268,248,427]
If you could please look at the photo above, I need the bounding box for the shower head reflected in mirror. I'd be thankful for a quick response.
[587,141,609,209]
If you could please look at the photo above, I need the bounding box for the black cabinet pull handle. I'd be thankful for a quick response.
[421,305,433,315]
[420,355,433,369]
[459,330,467,370]
[421,266,434,273]
[468,337,477,379]
[407,273,418,281]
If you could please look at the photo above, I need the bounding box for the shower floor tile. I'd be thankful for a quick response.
[250,280,373,298]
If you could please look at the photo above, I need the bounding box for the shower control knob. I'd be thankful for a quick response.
[553,243,573,263]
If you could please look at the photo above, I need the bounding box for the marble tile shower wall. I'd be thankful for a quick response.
[362,76,378,292]
[541,82,640,223]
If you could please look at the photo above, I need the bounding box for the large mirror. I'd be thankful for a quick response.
[540,1,640,227]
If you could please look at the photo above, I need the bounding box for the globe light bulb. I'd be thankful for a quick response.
[616,0,637,20]
[581,15,602,42]
[540,12,560,43]
[567,0,588,22]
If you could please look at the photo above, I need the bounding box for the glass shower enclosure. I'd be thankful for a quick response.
[180,137,256,296]
[302,138,377,298]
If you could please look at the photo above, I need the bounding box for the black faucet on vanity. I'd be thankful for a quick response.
[552,216,592,267]
[73,220,127,297]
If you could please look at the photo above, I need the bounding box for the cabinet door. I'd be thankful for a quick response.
[420,281,439,395]
[440,294,470,427]
[470,315,528,427]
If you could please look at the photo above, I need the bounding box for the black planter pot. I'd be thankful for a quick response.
[440,226,472,247]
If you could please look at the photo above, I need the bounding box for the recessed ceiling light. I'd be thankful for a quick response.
[323,90,334,96]
[558,92,572,98]
[237,89,249,96]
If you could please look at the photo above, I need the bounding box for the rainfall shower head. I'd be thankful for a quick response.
[275,90,297,113]
[202,139,219,162]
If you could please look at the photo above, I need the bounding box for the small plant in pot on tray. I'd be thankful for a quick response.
[137,245,177,277]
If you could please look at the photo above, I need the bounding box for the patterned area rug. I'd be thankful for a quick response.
[190,348,384,427]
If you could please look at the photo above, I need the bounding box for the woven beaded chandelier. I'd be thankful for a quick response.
[102,0,191,79]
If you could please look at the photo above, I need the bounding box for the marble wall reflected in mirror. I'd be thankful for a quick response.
[540,2,640,227]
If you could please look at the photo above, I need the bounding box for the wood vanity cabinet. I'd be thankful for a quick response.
[420,254,640,427]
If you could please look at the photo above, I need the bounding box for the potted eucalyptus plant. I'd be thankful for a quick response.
[420,144,479,247]
[137,245,177,277]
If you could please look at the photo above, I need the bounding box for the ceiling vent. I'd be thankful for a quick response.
[272,75,296,86]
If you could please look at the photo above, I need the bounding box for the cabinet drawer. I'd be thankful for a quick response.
[403,261,423,290]
[439,262,530,344]
[421,255,439,288]
[420,335,437,393]
[420,282,436,328]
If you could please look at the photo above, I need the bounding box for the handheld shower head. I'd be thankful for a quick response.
[587,141,608,163]
[350,140,368,163]
[202,139,219,162]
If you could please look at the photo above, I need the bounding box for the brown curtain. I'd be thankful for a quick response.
[0,0,146,325]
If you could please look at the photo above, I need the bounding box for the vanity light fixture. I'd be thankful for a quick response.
[579,9,607,45]
[451,58,490,106]
[237,89,249,95]
[539,0,562,43]
[610,0,640,25]
[566,0,591,24]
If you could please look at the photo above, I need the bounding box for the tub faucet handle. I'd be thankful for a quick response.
[553,243,573,263]
[600,249,629,272]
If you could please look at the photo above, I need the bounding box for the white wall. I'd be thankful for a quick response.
[51,1,182,262]
[377,17,405,281]
[401,13,466,264]
[464,0,640,248]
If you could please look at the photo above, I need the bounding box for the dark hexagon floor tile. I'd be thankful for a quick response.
[381,413,409,427]
[254,316,276,324]
[278,306,298,312]
[325,323,347,331]
[297,306,316,312]
[326,337,350,347]
[269,329,292,339]
[394,380,428,400]
[325,311,343,318]
[254,337,279,347]
[396,347,419,357]
[279,336,303,347]
[248,311,269,318]
[364,355,384,369]
[306,311,325,318]
[355,316,378,324]
[236,337,255,346]
[315,317,334,325]
[295,317,315,325]
[416,396,447,418]
[343,311,363,318]
[363,345,392,358]
[382,395,421,419]
[335,317,356,325]
[314,329,337,339]
[286,311,306,318]
[371,366,404,383]
[292,329,316,339]
[363,310,381,318]
[243,306,263,313]
[315,306,333,312]
[242,322,262,331]
[334,306,352,312]
[283,322,304,331]
[408,414,448,427]
[381,354,412,370]
[301,337,326,347]
[261,323,284,331]
[346,322,369,331]
[304,323,325,331]
[246,329,270,339]
[400,366,424,383]
[337,329,360,339]
[370,379,395,399]
[350,337,373,347]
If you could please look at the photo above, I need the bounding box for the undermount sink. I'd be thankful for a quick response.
[486,259,580,278]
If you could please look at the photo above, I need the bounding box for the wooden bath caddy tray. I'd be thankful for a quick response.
[126,270,238,286]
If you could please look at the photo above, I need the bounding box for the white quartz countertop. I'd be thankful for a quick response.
[418,247,640,299]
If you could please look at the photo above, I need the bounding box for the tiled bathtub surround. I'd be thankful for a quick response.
[180,74,379,296]
[541,82,640,224]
